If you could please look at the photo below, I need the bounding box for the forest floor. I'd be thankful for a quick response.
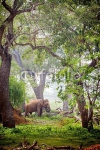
[0,110,100,150]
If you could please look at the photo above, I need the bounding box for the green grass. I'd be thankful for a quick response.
[0,117,100,149]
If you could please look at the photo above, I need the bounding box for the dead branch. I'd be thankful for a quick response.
[53,146,75,150]
[27,141,38,150]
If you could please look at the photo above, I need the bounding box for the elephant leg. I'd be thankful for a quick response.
[25,106,28,117]
[37,107,42,117]
[25,112,28,117]
[25,110,29,117]
[25,111,27,117]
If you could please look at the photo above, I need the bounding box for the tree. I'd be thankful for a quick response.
[0,0,45,128]
[0,0,15,127]
[12,50,56,100]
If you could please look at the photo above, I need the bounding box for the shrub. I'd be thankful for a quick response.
[9,76,26,108]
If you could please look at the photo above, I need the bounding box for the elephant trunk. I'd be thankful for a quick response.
[46,107,50,112]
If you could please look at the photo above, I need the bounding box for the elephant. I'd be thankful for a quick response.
[25,99,50,117]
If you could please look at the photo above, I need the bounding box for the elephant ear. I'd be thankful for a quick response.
[44,99,49,103]
[38,99,44,106]
[43,99,49,107]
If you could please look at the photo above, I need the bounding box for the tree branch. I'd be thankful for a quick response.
[82,57,100,77]
[35,46,63,60]
[84,82,91,102]
[13,0,18,9]
[16,2,44,15]
[88,57,100,68]
[0,14,14,46]
[13,0,23,10]
[2,0,13,13]
[15,42,63,60]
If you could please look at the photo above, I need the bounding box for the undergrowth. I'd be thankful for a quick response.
[0,116,100,149]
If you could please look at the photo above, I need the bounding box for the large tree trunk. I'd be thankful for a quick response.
[76,80,89,128]
[87,102,93,131]
[77,98,88,128]
[33,86,44,99]
[33,70,47,100]
[0,52,15,128]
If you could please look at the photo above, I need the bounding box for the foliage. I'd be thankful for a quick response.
[9,76,26,108]
[49,1,100,110]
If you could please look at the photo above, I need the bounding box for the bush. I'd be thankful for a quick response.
[9,76,26,108]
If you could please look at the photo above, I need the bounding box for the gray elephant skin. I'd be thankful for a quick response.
[25,99,50,117]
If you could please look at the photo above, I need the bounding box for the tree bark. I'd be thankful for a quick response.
[77,100,88,128]
[33,70,48,100]
[87,102,93,131]
[76,80,89,128]
[0,52,15,128]
[63,101,69,111]
[76,80,94,129]
[33,86,44,99]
